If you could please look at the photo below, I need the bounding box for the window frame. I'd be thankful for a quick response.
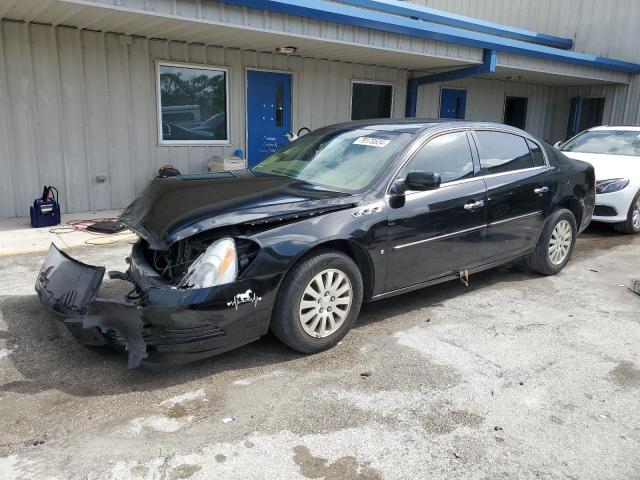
[350,80,395,121]
[471,129,548,177]
[155,60,231,146]
[386,127,549,197]
[400,130,477,188]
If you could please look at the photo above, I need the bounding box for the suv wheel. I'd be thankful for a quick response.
[271,249,363,353]
[614,190,640,234]
[527,208,577,275]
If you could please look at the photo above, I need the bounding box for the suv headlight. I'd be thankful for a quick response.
[596,178,629,194]
[178,238,238,288]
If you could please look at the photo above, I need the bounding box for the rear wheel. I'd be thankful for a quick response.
[527,209,577,275]
[271,249,363,353]
[614,190,640,234]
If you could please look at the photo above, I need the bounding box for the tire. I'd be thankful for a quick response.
[527,208,577,275]
[614,189,640,234]
[271,249,363,353]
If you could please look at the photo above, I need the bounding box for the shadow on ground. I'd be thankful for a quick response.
[0,262,530,397]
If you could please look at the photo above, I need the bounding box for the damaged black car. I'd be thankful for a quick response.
[36,120,595,367]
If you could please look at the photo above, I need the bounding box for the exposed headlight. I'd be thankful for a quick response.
[178,238,237,288]
[596,178,629,194]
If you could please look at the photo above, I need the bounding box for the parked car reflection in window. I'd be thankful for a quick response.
[158,63,228,143]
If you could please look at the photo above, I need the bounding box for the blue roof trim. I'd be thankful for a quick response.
[336,0,573,50]
[406,49,497,116]
[216,0,640,74]
[415,49,498,86]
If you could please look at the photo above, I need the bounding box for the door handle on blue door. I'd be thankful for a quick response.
[534,186,549,195]
[464,200,484,211]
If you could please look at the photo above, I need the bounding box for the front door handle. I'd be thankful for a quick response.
[534,186,549,195]
[464,200,484,211]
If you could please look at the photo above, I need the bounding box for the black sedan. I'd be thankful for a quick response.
[36,120,595,367]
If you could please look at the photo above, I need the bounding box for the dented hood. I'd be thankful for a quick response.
[119,170,357,249]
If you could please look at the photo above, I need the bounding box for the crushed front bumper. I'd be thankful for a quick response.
[35,244,279,368]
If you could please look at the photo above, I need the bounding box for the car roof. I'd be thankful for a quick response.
[588,125,640,132]
[320,118,530,136]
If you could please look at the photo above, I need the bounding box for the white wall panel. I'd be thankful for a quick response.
[0,20,409,218]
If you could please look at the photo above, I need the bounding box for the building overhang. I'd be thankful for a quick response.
[0,0,483,71]
[0,0,637,86]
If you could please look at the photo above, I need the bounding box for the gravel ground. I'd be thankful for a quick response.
[0,225,638,480]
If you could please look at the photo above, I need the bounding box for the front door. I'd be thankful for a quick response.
[247,70,292,166]
[386,131,487,291]
[439,88,467,119]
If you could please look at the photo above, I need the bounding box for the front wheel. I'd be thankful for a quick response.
[271,249,363,353]
[614,190,640,234]
[527,209,577,275]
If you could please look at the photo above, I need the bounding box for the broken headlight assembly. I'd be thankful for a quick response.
[177,237,238,289]
[595,178,629,194]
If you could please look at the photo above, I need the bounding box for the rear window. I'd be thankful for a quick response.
[475,131,534,174]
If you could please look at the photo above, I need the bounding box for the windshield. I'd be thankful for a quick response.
[562,130,640,156]
[252,128,414,191]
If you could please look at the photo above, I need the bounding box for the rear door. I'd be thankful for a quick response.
[386,130,487,291]
[471,130,554,263]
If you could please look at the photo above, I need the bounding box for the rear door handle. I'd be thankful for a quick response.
[464,200,484,211]
[534,186,549,195]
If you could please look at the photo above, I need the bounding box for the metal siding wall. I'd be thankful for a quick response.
[410,0,640,135]
[0,20,16,216]
[415,77,558,141]
[0,20,408,218]
[409,0,640,63]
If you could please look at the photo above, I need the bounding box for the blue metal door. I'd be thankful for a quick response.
[247,70,292,166]
[566,96,582,139]
[439,88,467,119]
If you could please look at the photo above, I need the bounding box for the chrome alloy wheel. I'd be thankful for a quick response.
[633,197,640,229]
[548,219,572,265]
[299,268,353,338]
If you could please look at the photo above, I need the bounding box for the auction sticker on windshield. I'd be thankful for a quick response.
[353,137,391,147]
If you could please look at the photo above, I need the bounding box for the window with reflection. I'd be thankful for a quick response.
[475,131,534,174]
[157,63,228,144]
[527,139,546,167]
[404,131,474,184]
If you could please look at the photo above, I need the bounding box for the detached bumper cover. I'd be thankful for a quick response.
[35,244,278,368]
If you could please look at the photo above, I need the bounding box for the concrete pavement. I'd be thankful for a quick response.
[0,210,134,256]
[0,225,638,479]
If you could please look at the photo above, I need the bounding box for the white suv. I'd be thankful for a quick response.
[558,126,640,234]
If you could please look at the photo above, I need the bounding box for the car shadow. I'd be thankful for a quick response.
[0,260,535,398]
[573,222,639,260]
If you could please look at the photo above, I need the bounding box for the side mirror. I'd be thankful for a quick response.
[405,171,441,191]
[553,141,563,149]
